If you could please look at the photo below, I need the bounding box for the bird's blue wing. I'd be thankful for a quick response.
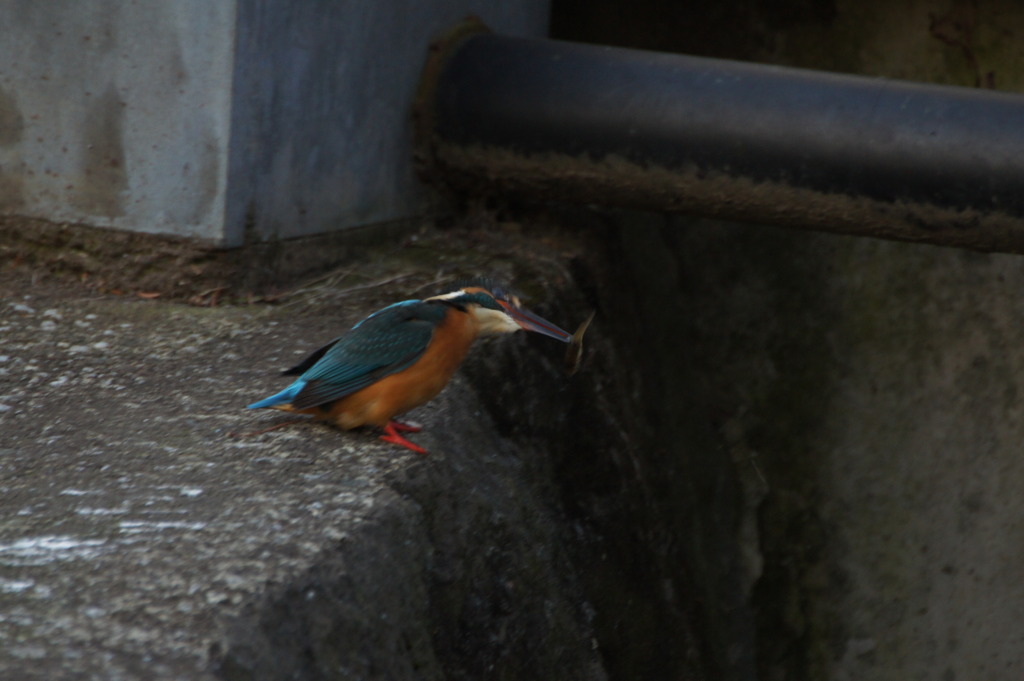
[281,300,420,377]
[288,302,440,410]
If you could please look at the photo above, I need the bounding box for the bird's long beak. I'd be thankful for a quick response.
[500,301,573,343]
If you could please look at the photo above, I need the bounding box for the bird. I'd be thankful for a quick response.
[246,279,572,454]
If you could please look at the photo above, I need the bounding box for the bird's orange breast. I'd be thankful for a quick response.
[317,308,478,429]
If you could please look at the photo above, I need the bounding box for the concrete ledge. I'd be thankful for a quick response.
[0,224,608,680]
[0,214,424,301]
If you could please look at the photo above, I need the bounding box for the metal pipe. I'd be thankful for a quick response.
[415,20,1024,253]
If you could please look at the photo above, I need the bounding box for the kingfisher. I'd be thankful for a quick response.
[246,279,572,454]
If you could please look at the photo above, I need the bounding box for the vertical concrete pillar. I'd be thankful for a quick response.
[0,2,235,242]
[0,1,549,247]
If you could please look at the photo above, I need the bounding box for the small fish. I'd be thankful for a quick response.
[564,310,595,375]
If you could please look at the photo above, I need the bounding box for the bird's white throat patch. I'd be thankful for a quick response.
[471,306,521,336]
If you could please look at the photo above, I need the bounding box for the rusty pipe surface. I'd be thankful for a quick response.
[415,22,1024,253]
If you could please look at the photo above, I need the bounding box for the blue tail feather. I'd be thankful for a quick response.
[247,380,306,410]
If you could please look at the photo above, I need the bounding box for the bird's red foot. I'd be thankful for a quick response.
[390,420,422,433]
[380,420,428,455]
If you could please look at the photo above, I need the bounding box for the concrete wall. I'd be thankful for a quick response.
[552,0,1024,93]
[225,0,549,247]
[0,1,550,247]
[0,1,235,242]
[548,2,1024,678]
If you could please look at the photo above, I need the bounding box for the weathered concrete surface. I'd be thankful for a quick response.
[0,226,608,680]
[0,1,235,241]
[552,0,1024,93]
[10,207,1021,681]
[599,212,1024,681]
[0,0,549,245]
[0,213,425,302]
[228,0,550,246]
